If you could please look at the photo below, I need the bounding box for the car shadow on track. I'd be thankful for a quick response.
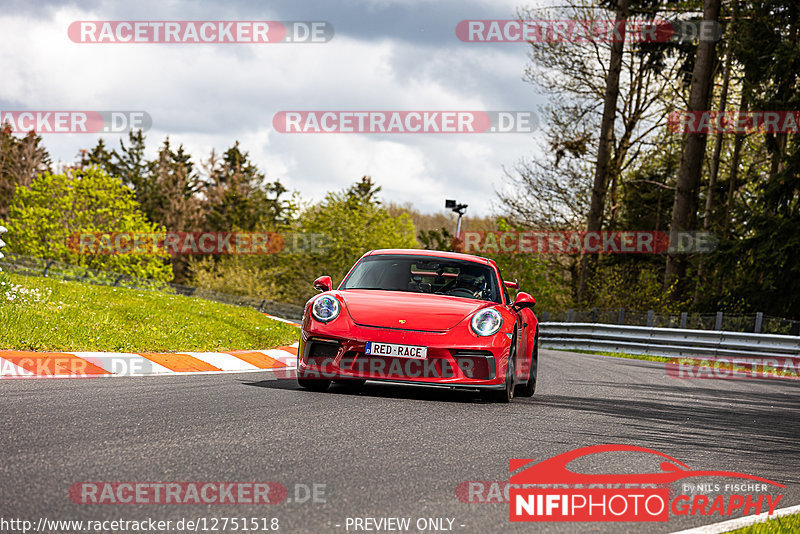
[239,377,534,405]
[531,380,800,471]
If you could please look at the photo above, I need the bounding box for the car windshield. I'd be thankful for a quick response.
[341,254,501,303]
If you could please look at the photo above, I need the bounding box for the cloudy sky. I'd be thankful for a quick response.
[1,0,551,216]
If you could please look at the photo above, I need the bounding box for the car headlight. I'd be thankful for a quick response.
[471,308,503,336]
[311,295,340,323]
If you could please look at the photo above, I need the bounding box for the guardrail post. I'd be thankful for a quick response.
[591,307,598,323]
[647,310,654,327]
[541,311,549,322]
[680,312,687,329]
[618,308,625,325]
[0,225,6,272]
[754,312,763,334]
[715,311,723,330]
[567,309,574,322]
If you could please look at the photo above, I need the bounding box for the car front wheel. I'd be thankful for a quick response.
[484,332,516,403]
[515,329,538,397]
[297,372,331,392]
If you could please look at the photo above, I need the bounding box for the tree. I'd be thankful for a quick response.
[0,126,51,220]
[78,130,150,209]
[297,178,418,280]
[500,0,684,304]
[664,0,722,299]
[78,137,114,172]
[4,167,172,281]
[188,177,418,306]
[707,0,800,317]
[347,175,382,204]
[578,0,630,303]
[143,139,203,232]
[143,140,204,282]
[114,129,149,192]
[201,142,290,232]
[418,227,454,252]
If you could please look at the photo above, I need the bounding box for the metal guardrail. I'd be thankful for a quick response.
[538,308,800,336]
[538,322,800,360]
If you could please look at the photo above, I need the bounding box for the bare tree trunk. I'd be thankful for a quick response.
[766,22,798,184]
[694,33,733,305]
[724,87,748,234]
[577,0,629,303]
[769,133,788,180]
[724,137,744,230]
[703,47,732,230]
[664,0,722,299]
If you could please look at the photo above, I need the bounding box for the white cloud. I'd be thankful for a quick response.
[0,1,547,217]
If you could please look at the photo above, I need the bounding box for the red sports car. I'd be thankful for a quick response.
[296,249,539,402]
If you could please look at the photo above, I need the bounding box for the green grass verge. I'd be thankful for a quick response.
[560,348,670,363]
[0,272,300,352]
[726,512,800,533]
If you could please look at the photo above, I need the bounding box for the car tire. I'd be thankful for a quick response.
[515,329,538,398]
[297,374,331,392]
[484,330,516,403]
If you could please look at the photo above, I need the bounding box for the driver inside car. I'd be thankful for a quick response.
[450,272,485,298]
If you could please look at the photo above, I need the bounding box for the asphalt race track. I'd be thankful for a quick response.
[1,349,798,534]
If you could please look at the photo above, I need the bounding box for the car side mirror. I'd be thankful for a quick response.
[513,291,536,308]
[313,275,333,292]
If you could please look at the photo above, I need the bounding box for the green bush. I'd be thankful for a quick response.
[3,166,173,281]
[296,189,418,279]
[189,178,419,306]
[586,263,688,314]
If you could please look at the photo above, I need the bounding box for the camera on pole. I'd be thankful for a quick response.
[445,200,468,237]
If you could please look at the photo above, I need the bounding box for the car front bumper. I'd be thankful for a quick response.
[297,316,511,389]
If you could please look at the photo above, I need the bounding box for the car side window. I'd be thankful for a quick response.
[495,266,510,304]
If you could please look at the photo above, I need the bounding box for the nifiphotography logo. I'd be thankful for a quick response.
[502,445,784,523]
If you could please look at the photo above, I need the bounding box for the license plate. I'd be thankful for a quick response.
[365,342,427,359]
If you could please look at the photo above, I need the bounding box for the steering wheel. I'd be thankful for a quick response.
[447,287,476,298]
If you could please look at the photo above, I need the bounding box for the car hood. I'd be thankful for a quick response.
[339,289,491,331]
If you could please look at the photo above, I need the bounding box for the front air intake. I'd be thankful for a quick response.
[305,338,340,366]
[452,351,495,380]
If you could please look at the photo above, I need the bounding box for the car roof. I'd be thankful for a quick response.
[366,248,492,265]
